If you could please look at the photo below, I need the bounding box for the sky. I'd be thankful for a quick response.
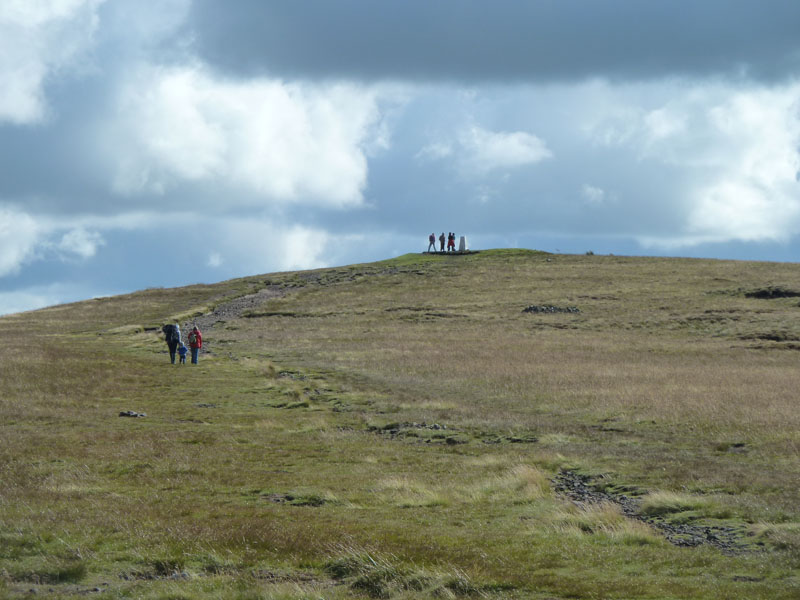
[2,0,800,315]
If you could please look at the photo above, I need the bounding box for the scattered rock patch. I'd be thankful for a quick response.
[179,286,286,356]
[553,470,753,554]
[744,286,800,299]
[252,570,331,585]
[118,410,146,418]
[481,434,538,445]
[261,492,329,507]
[278,371,307,380]
[523,305,580,314]
[369,422,449,433]
[368,421,470,445]
[739,331,800,342]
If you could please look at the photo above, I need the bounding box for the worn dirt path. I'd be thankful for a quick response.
[181,286,285,353]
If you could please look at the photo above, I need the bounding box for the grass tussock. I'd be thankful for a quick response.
[375,477,449,508]
[638,491,724,519]
[324,546,486,599]
[241,357,279,379]
[550,503,662,546]
[751,522,800,557]
[466,464,550,504]
[8,559,88,585]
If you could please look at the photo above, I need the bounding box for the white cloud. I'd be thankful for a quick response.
[474,185,498,205]
[223,221,330,273]
[109,64,384,207]
[57,227,104,258]
[416,141,453,161]
[0,206,119,278]
[0,207,43,276]
[680,86,800,243]
[278,227,330,271]
[207,252,222,268]
[581,184,606,205]
[460,126,552,173]
[416,125,552,176]
[644,107,687,141]
[580,80,800,246]
[686,181,795,244]
[0,0,104,124]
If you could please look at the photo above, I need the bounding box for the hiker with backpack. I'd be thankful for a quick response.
[162,322,181,364]
[188,326,202,364]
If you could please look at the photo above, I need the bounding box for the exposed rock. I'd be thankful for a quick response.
[553,470,753,554]
[181,286,286,355]
[523,305,580,314]
[744,286,800,299]
[119,410,146,418]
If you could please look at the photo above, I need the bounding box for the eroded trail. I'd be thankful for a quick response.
[182,286,285,350]
[553,470,756,554]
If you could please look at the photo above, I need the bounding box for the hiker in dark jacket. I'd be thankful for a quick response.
[439,232,445,252]
[427,233,436,252]
[162,322,181,364]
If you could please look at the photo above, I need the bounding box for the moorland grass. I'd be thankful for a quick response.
[1,250,799,598]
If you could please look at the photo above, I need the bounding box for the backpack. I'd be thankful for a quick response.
[188,331,197,345]
[163,324,178,343]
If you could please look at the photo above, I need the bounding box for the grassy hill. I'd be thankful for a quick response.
[1,249,799,599]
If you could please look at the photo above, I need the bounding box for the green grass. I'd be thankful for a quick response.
[1,250,800,598]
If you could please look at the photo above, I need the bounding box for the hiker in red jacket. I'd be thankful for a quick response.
[188,326,202,364]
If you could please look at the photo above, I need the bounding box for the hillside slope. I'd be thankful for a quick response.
[1,249,799,599]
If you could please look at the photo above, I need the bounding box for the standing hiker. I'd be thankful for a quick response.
[188,325,203,364]
[427,233,436,252]
[162,322,181,364]
[447,232,456,252]
[439,232,445,252]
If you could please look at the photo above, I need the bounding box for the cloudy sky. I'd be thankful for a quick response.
[2,0,800,315]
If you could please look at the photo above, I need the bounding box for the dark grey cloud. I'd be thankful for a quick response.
[187,0,800,83]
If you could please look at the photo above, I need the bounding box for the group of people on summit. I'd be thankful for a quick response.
[428,232,459,252]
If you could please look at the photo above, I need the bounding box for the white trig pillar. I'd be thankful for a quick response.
[458,236,467,252]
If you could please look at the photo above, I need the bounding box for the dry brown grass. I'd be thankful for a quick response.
[2,250,800,598]
[236,253,800,488]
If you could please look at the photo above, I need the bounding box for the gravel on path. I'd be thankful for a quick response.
[180,286,285,354]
